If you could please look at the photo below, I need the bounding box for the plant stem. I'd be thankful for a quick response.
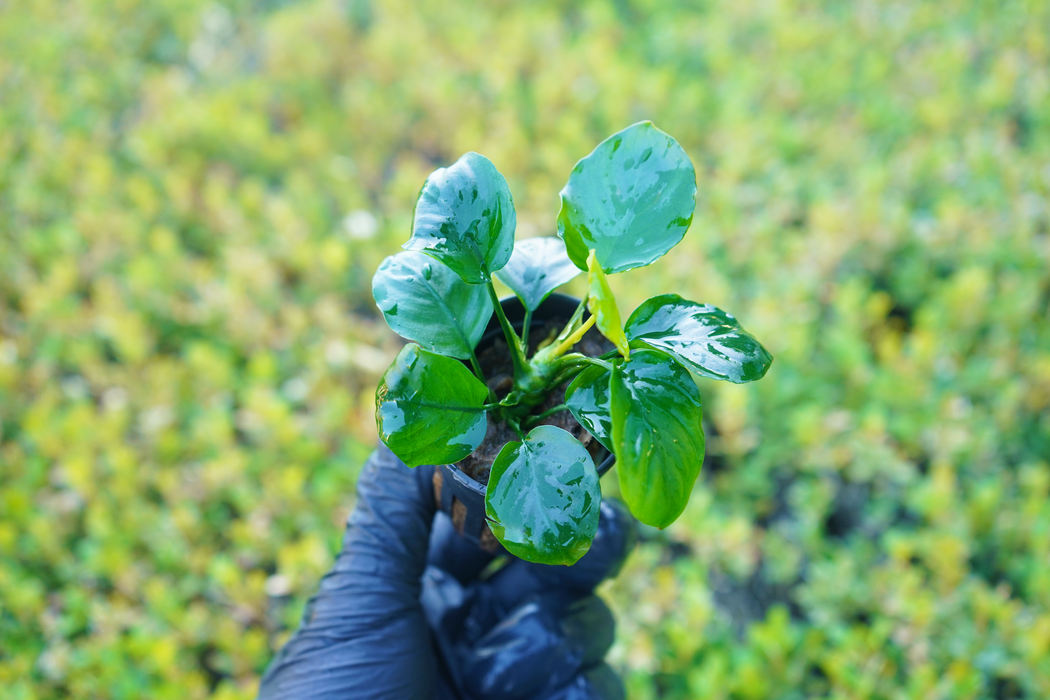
[521,308,533,351]
[548,368,583,389]
[506,413,526,440]
[486,281,529,378]
[556,353,615,373]
[470,350,497,403]
[554,296,588,344]
[524,403,569,429]
[550,314,596,357]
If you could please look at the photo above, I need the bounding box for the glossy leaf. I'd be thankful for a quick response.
[372,251,493,360]
[376,344,489,468]
[405,152,516,284]
[485,425,601,565]
[625,294,773,383]
[558,121,696,274]
[610,348,705,528]
[587,250,629,358]
[494,237,581,312]
[565,364,613,450]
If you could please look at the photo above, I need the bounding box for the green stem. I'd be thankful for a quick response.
[506,413,526,440]
[524,403,569,429]
[487,282,529,379]
[555,353,615,373]
[532,296,588,361]
[582,356,614,372]
[554,296,588,344]
[548,366,586,389]
[470,350,497,403]
[521,308,533,352]
[550,314,596,357]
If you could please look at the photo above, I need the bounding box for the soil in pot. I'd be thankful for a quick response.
[454,320,613,485]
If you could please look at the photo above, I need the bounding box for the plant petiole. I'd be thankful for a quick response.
[523,403,569,429]
[555,296,588,343]
[557,353,614,373]
[487,281,530,378]
[521,308,533,351]
[506,413,526,440]
[537,354,615,391]
[470,350,497,403]
[549,314,596,357]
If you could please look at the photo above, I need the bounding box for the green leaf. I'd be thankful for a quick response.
[587,250,629,359]
[405,152,516,284]
[372,251,493,360]
[625,294,773,383]
[494,237,581,312]
[558,121,696,274]
[565,364,613,450]
[610,347,705,528]
[485,425,601,565]
[376,344,489,468]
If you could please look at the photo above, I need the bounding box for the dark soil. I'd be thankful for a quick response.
[455,319,612,485]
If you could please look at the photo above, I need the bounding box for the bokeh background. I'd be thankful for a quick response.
[2,0,1049,698]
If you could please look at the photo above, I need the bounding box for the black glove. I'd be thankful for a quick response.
[258,444,637,700]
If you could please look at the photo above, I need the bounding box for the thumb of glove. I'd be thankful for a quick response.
[258,445,440,700]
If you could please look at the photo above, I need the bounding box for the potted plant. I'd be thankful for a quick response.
[371,122,772,565]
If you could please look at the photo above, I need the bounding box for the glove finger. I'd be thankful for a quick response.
[486,498,637,610]
[420,565,478,696]
[544,663,626,700]
[462,594,616,700]
[427,510,497,585]
[421,564,474,637]
[559,594,616,669]
[259,445,438,700]
[462,600,572,700]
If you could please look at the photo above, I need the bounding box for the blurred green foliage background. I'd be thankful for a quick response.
[2,0,1049,697]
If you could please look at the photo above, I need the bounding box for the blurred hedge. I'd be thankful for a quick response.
[2,0,1049,698]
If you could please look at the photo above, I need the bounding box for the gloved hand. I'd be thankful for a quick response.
[258,444,637,700]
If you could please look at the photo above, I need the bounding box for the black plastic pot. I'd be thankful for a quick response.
[432,293,616,550]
